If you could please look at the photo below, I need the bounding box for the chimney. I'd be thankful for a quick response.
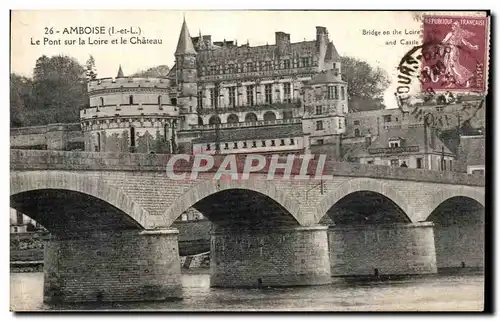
[275,32,290,54]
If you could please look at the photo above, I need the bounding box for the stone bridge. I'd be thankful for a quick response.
[10,150,486,303]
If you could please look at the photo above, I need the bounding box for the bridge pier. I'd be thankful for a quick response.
[328,222,437,277]
[43,229,182,303]
[210,225,331,288]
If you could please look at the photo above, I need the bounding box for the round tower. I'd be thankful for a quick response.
[81,66,180,154]
[301,69,348,158]
[174,18,198,128]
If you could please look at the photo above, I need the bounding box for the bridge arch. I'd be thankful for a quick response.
[426,187,485,220]
[10,171,149,230]
[161,179,304,227]
[316,178,411,224]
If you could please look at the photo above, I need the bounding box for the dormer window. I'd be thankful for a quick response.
[388,137,403,148]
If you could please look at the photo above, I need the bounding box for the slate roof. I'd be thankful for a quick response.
[192,123,303,143]
[175,19,197,56]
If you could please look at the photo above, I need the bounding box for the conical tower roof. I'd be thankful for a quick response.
[325,42,340,62]
[175,18,196,56]
[116,65,124,78]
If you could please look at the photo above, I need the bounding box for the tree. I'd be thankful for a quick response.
[10,73,34,127]
[340,56,390,111]
[85,55,97,82]
[131,65,170,78]
[11,55,88,127]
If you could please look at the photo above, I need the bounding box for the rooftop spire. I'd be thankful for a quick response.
[116,65,124,78]
[175,18,196,56]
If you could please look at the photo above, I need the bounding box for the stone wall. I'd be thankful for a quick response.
[210,226,331,287]
[328,223,437,276]
[10,149,485,187]
[434,223,484,269]
[43,229,181,303]
[10,124,83,151]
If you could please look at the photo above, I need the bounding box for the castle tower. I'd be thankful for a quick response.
[175,18,198,130]
[116,65,124,78]
[301,69,348,159]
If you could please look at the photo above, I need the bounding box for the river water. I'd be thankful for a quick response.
[10,271,484,312]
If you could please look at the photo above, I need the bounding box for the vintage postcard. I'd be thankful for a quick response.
[10,10,489,312]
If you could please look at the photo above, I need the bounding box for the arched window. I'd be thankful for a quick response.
[209,115,221,125]
[354,128,360,137]
[130,127,136,147]
[100,97,104,106]
[129,95,134,105]
[245,112,258,123]
[227,114,239,124]
[96,132,101,152]
[164,123,169,141]
[198,116,204,125]
[263,111,276,122]
[158,96,162,106]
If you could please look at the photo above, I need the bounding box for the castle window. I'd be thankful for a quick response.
[246,85,254,106]
[96,132,101,152]
[283,59,290,69]
[100,97,104,106]
[206,144,211,151]
[327,86,334,99]
[164,123,169,140]
[384,115,392,123]
[252,141,257,148]
[129,95,134,105]
[228,87,236,107]
[198,116,203,125]
[233,142,238,149]
[262,140,266,147]
[158,96,162,106]
[224,143,229,150]
[354,128,360,137]
[283,83,291,102]
[317,139,324,145]
[334,86,339,99]
[271,140,276,146]
[246,62,255,72]
[210,65,217,75]
[197,92,203,109]
[228,64,235,74]
[210,88,219,108]
[316,120,324,130]
[280,139,285,146]
[245,112,257,122]
[209,115,221,125]
[290,138,295,145]
[263,111,276,121]
[227,114,239,124]
[265,61,272,71]
[340,86,345,100]
[354,120,360,125]
[301,57,310,67]
[265,84,273,104]
[243,141,248,148]
[338,118,342,129]
[130,127,136,148]
[315,106,323,115]
[171,98,177,106]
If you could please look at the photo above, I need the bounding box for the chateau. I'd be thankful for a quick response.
[81,19,348,158]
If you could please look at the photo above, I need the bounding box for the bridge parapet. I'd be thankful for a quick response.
[10,149,485,187]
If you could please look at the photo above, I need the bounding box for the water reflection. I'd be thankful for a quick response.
[10,271,484,311]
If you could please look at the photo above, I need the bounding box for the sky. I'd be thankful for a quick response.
[10,10,485,109]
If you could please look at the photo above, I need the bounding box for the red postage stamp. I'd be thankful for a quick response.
[420,15,489,93]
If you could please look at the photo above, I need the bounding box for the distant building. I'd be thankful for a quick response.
[10,209,40,233]
[348,125,456,170]
[456,135,486,175]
